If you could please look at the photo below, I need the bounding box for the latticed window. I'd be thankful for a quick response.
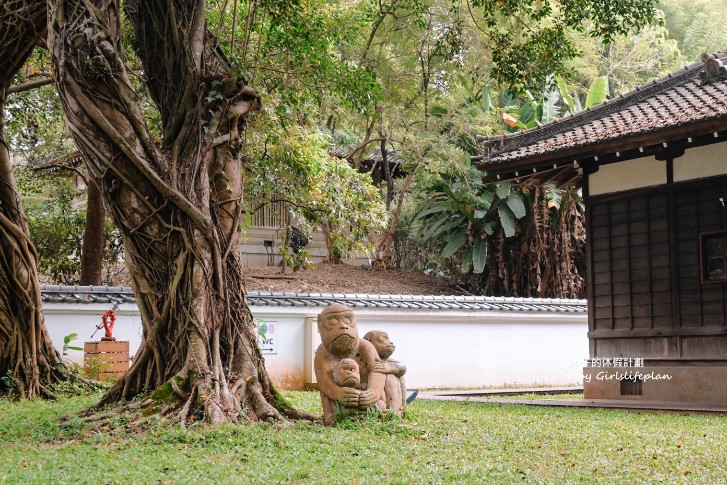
[249,198,291,228]
[701,231,727,283]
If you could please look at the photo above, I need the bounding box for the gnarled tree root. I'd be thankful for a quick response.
[86,371,316,429]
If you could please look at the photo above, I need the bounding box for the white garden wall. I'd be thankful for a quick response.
[42,291,588,390]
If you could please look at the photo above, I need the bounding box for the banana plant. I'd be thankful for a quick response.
[555,74,609,113]
[415,166,527,274]
[501,75,609,130]
[418,75,598,282]
[499,86,562,132]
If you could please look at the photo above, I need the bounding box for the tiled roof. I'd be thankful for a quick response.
[368,147,402,165]
[246,291,585,312]
[40,285,586,313]
[33,150,83,171]
[41,285,136,304]
[477,51,727,169]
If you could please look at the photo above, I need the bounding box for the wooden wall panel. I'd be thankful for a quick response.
[594,337,678,358]
[675,181,727,330]
[682,336,727,357]
[587,175,727,360]
[588,191,673,333]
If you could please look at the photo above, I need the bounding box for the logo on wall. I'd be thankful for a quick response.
[256,319,278,355]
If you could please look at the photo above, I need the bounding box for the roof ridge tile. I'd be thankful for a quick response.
[477,53,727,169]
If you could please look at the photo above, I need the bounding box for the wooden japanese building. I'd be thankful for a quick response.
[476,52,727,404]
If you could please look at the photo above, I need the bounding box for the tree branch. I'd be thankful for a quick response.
[245,198,326,215]
[344,137,387,163]
[31,162,89,185]
[7,77,53,95]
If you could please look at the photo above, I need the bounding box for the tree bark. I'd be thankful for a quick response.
[373,169,416,269]
[0,0,65,398]
[380,138,394,210]
[48,0,308,423]
[79,179,105,285]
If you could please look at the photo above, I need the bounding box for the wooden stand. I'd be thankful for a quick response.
[84,341,130,382]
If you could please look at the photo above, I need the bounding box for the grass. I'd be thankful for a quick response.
[1,391,725,484]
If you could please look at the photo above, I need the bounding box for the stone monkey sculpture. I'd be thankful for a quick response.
[363,330,407,414]
[314,303,388,425]
[332,357,391,412]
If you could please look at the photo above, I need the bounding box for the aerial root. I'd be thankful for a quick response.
[169,376,189,400]
[178,380,198,426]
[280,405,317,422]
[204,398,228,426]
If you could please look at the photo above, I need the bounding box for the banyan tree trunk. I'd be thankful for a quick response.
[48,0,304,424]
[79,179,105,286]
[0,0,66,398]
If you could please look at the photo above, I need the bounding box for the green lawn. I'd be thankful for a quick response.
[1,390,725,484]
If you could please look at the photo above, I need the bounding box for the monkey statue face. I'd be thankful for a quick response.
[333,358,360,388]
[318,304,359,356]
[363,330,395,360]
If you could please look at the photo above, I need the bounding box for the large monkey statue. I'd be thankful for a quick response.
[314,303,390,425]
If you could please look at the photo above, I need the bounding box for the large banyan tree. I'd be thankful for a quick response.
[0,0,66,398]
[4,0,659,416]
[46,0,306,423]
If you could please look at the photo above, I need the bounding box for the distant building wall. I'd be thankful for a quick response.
[240,199,371,267]
[239,227,371,267]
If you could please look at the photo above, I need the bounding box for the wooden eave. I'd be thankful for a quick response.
[476,119,727,185]
[32,150,84,176]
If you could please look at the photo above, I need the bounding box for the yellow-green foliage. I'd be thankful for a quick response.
[244,120,387,262]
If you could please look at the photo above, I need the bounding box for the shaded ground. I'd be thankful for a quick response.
[243,262,465,295]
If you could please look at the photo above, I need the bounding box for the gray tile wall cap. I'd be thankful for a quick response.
[40,285,586,313]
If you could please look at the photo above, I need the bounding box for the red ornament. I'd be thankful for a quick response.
[101,310,116,341]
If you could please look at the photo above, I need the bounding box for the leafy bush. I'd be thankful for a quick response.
[244,120,387,265]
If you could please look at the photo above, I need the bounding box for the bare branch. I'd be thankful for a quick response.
[7,77,53,95]
[344,137,387,163]
[245,198,326,215]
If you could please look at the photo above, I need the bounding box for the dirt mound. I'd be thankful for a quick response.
[244,262,464,295]
[42,261,464,296]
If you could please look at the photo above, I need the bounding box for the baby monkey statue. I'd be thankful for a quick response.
[314,303,408,425]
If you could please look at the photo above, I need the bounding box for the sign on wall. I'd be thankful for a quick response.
[256,319,278,355]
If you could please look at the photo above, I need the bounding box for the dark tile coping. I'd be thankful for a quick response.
[40,285,587,313]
